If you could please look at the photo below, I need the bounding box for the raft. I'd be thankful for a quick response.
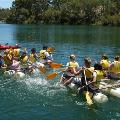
[14,71,25,79]
[0,45,20,50]
[109,88,120,98]
[3,67,40,79]
[4,70,25,79]
[99,81,120,99]
[68,82,108,104]
[4,70,16,77]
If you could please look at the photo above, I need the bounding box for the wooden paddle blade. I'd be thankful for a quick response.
[47,47,55,52]
[39,66,46,74]
[85,91,93,105]
[47,72,58,80]
[50,63,63,68]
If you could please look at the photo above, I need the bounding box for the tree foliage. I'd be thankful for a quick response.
[1,0,120,25]
[0,8,10,21]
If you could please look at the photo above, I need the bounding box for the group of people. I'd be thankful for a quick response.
[0,45,120,95]
[60,54,120,95]
[0,46,53,74]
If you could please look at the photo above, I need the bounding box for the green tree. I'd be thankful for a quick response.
[6,0,120,26]
[0,8,10,21]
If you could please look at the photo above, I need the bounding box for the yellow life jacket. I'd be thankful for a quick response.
[20,56,28,63]
[69,61,78,68]
[95,70,104,81]
[20,56,28,68]
[85,67,94,78]
[8,49,14,56]
[67,61,78,74]
[94,70,104,87]
[100,59,110,69]
[109,61,120,74]
[14,49,20,57]
[39,50,46,59]
[29,53,36,63]
[3,55,12,66]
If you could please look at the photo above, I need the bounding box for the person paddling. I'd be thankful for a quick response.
[100,54,110,70]
[29,48,39,64]
[3,49,20,71]
[77,61,106,97]
[13,47,21,58]
[3,49,13,69]
[39,46,53,65]
[81,58,94,84]
[77,58,94,93]
[28,48,41,74]
[20,50,29,73]
[90,63,106,93]
[60,54,79,86]
[108,56,120,79]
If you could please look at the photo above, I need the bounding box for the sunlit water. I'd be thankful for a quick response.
[0,24,120,120]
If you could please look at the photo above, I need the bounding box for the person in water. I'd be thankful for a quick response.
[29,48,39,64]
[19,50,29,73]
[77,61,105,96]
[100,54,110,70]
[108,55,120,79]
[83,63,106,96]
[82,57,94,82]
[92,63,106,86]
[3,49,13,69]
[13,47,21,58]
[60,54,80,86]
[77,58,94,93]
[39,46,53,65]
[28,48,41,74]
[3,49,20,71]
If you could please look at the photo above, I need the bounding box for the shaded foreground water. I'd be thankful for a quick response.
[0,24,120,120]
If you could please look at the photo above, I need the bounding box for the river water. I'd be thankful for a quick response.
[0,24,120,120]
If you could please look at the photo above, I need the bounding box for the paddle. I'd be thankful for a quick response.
[47,71,62,80]
[47,47,55,52]
[50,63,63,68]
[50,62,76,69]
[83,70,93,105]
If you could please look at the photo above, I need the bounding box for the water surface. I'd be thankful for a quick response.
[0,24,120,120]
